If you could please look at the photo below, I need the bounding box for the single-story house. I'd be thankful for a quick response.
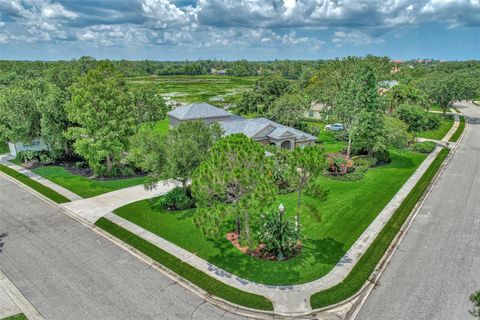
[168,102,316,149]
[168,102,234,128]
[8,138,48,157]
[304,102,325,120]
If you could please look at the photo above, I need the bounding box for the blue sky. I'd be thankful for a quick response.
[0,0,479,61]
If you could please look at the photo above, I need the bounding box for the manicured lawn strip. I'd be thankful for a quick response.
[0,164,70,203]
[28,166,144,198]
[95,218,273,311]
[310,148,450,308]
[449,116,465,142]
[417,116,454,140]
[113,150,426,285]
[1,314,27,320]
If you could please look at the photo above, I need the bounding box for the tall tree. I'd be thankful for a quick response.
[192,134,277,250]
[65,62,136,176]
[423,74,476,115]
[131,84,170,129]
[131,121,223,190]
[288,145,325,226]
[268,92,309,128]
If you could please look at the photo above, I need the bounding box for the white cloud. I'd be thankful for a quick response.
[332,30,385,46]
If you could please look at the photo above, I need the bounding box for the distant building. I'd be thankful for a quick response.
[168,102,316,150]
[304,102,325,120]
[8,138,48,157]
[378,80,398,94]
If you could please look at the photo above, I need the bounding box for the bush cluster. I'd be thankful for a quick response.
[411,141,437,153]
[394,104,440,132]
[16,150,53,165]
[153,186,195,211]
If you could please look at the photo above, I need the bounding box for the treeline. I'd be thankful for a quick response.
[0,57,325,83]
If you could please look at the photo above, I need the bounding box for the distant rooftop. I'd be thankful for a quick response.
[168,102,232,120]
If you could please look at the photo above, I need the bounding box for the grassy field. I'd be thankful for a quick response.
[29,166,145,198]
[126,75,257,106]
[113,149,426,285]
[417,116,454,140]
[95,218,273,311]
[0,164,70,203]
[310,148,450,308]
[449,116,465,142]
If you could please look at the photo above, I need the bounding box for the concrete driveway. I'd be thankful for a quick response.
[356,101,480,320]
[0,175,245,320]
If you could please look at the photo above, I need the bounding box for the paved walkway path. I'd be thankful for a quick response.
[355,103,479,319]
[0,155,82,201]
[0,174,246,320]
[61,182,178,223]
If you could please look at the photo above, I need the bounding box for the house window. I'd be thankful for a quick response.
[309,111,314,118]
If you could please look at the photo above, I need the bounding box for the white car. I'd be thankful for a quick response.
[325,123,345,131]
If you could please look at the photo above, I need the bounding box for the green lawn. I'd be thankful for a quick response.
[429,104,443,112]
[417,116,454,140]
[126,75,258,106]
[310,148,450,308]
[113,149,426,285]
[95,218,273,311]
[29,166,145,198]
[153,118,169,137]
[1,314,27,320]
[0,164,70,203]
[449,116,465,142]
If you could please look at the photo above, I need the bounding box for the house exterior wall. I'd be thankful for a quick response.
[304,110,322,120]
[8,138,49,157]
[295,140,315,148]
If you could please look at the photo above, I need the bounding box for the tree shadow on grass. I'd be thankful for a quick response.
[380,153,415,169]
[204,235,346,285]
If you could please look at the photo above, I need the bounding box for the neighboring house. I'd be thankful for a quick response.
[304,102,325,120]
[8,138,48,157]
[168,102,316,149]
[168,102,234,128]
[378,80,398,94]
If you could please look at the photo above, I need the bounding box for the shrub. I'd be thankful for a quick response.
[327,154,353,175]
[411,141,437,153]
[373,149,391,164]
[352,155,377,168]
[154,186,195,211]
[39,153,54,165]
[271,149,295,194]
[383,116,413,149]
[328,166,368,181]
[394,104,441,132]
[470,290,480,318]
[75,161,88,169]
[16,150,36,164]
[257,209,302,260]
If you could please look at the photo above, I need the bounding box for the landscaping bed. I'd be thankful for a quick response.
[25,165,144,198]
[0,164,70,203]
[112,150,426,285]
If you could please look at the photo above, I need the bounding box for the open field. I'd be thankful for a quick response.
[126,75,258,106]
[112,149,426,285]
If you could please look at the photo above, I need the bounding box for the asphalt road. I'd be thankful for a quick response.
[356,101,480,320]
[0,175,245,320]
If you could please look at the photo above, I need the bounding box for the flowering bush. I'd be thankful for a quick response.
[327,154,353,175]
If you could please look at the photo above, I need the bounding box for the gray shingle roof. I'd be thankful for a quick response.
[168,102,232,120]
[220,118,316,141]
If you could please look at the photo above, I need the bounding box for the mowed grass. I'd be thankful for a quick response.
[95,218,273,311]
[0,164,70,203]
[113,150,426,285]
[310,147,449,308]
[417,115,454,140]
[29,166,144,198]
[449,116,465,142]
[126,75,258,106]
[1,314,28,320]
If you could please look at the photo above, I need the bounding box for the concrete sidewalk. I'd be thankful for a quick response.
[0,155,82,201]
[62,181,179,223]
